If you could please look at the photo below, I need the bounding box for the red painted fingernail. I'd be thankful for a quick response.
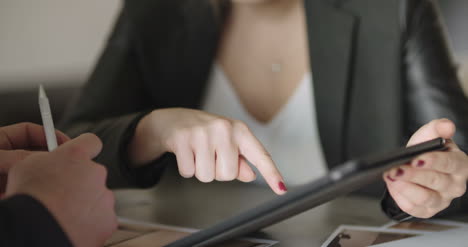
[278,182,287,192]
[396,168,404,177]
[416,160,425,167]
[387,175,395,182]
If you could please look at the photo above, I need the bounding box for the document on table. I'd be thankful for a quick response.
[372,220,468,247]
[321,219,468,247]
[105,218,278,247]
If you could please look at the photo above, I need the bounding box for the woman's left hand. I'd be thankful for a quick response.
[384,119,468,218]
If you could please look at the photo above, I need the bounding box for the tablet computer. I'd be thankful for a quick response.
[164,138,447,247]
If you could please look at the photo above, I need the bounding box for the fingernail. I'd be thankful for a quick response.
[416,160,425,167]
[387,175,396,182]
[396,168,404,177]
[278,181,287,192]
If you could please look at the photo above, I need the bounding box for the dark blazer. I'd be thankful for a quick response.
[0,195,72,247]
[61,0,468,219]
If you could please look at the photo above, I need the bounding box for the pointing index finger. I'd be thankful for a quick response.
[234,123,286,195]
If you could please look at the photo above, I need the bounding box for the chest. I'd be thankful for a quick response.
[216,1,310,123]
[136,0,405,163]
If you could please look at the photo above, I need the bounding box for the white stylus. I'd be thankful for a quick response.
[39,85,58,151]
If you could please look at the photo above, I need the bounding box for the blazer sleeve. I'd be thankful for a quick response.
[382,0,468,220]
[0,195,72,247]
[59,6,172,189]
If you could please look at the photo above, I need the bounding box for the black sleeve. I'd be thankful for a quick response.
[59,4,172,189]
[0,195,72,247]
[381,0,468,220]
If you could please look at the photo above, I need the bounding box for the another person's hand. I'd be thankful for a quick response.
[129,108,287,194]
[384,119,468,218]
[5,133,117,247]
[0,123,69,196]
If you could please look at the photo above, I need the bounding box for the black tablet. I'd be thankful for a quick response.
[164,138,446,247]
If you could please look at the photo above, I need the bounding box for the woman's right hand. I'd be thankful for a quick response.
[129,108,287,195]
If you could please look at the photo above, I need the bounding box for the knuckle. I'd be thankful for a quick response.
[174,128,191,141]
[210,119,233,132]
[67,146,88,160]
[169,130,191,150]
[452,183,466,197]
[442,154,457,173]
[263,150,273,159]
[426,172,441,189]
[192,126,209,141]
[399,201,416,214]
[415,191,432,206]
[233,120,249,132]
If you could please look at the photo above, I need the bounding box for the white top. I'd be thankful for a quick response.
[201,64,328,186]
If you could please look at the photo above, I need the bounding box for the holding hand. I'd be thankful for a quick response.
[384,119,468,218]
[129,108,287,195]
[5,133,117,247]
[0,123,69,196]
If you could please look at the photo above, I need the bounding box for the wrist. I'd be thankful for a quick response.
[128,110,168,166]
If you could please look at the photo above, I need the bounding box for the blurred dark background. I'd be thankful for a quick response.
[0,0,467,127]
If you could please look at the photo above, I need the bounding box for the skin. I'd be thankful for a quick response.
[384,119,468,218]
[129,0,307,195]
[128,0,468,218]
[0,123,117,247]
[0,122,70,197]
[218,0,308,123]
[129,108,286,194]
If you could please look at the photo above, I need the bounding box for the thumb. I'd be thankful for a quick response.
[54,133,103,160]
[407,118,455,147]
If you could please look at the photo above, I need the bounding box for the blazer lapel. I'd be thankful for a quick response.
[137,0,222,109]
[304,0,357,168]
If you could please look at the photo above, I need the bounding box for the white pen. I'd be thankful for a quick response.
[39,85,58,151]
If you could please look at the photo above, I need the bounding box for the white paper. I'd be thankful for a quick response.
[370,227,468,247]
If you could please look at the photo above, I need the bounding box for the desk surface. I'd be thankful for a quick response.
[114,169,390,247]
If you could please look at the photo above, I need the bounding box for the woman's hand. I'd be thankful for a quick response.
[384,119,468,218]
[129,108,287,195]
